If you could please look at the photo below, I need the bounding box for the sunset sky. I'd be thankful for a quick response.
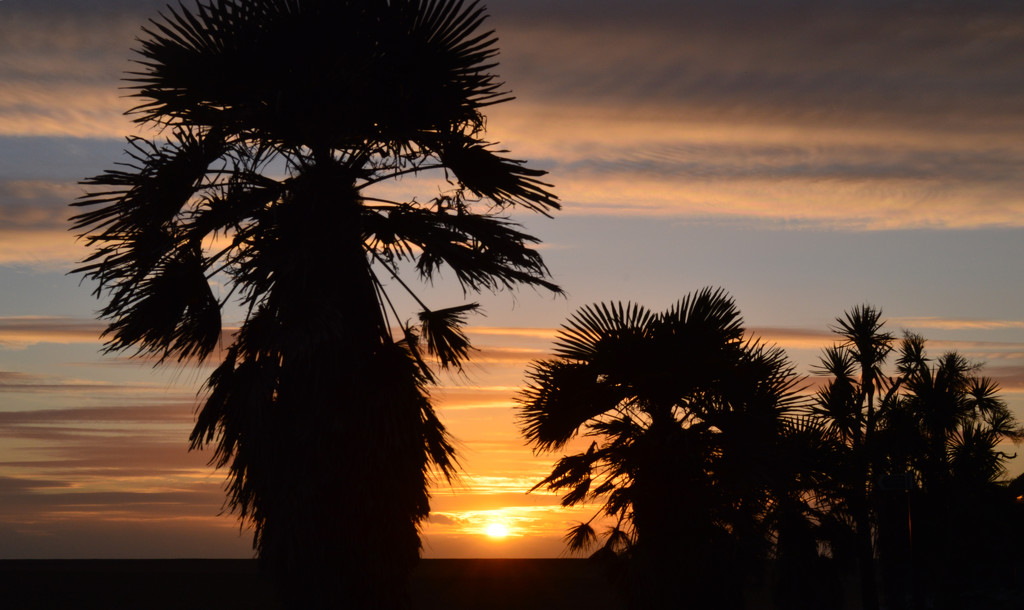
[2,0,1023,559]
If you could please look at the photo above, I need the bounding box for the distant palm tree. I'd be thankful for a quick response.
[70,1,559,607]
[518,288,806,608]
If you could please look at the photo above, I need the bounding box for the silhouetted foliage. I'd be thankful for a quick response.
[809,304,896,610]
[811,308,1024,610]
[522,298,1022,609]
[70,1,558,607]
[518,288,810,609]
[877,334,1023,609]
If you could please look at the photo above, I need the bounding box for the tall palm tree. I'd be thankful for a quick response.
[517,288,807,608]
[70,1,559,606]
[811,304,896,610]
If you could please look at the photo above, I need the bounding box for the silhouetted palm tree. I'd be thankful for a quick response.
[811,304,896,610]
[518,288,806,608]
[815,315,1024,609]
[884,335,1023,609]
[70,1,559,607]
[894,336,1023,487]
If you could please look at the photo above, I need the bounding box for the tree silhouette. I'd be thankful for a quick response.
[813,310,1024,609]
[810,304,896,610]
[878,335,1024,609]
[517,288,807,608]
[70,1,559,606]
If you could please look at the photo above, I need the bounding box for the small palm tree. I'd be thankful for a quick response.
[70,1,559,606]
[517,288,807,608]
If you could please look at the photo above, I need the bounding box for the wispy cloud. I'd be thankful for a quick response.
[0,4,162,139]
[482,1,1024,229]
[4,0,1023,242]
[497,1,1024,129]
[749,326,835,349]
[892,317,1024,331]
[0,316,103,347]
[467,327,559,340]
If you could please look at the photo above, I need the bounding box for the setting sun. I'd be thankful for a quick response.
[485,523,509,538]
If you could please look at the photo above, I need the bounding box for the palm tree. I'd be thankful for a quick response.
[895,337,1023,487]
[885,335,1023,608]
[517,288,807,608]
[70,1,559,607]
[815,317,1024,609]
[811,304,896,610]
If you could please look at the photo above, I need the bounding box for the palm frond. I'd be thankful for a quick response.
[830,304,894,367]
[812,344,858,381]
[71,128,230,361]
[99,244,222,362]
[966,376,1005,417]
[896,331,928,375]
[435,136,559,214]
[553,301,654,362]
[130,0,509,150]
[518,360,625,451]
[602,525,633,555]
[949,422,1004,483]
[389,205,561,294]
[529,445,597,494]
[417,303,480,370]
[659,287,744,343]
[562,521,598,555]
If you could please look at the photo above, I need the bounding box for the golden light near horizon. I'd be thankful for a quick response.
[484,522,510,539]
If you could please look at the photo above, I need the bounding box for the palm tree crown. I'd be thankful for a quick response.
[70,1,559,606]
[518,288,807,607]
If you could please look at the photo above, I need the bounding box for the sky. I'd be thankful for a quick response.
[1,0,1023,559]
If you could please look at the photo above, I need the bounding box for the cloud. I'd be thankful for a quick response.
[0,403,196,426]
[6,1,1023,232]
[0,6,151,139]
[0,174,105,268]
[984,365,1024,392]
[484,104,1024,228]
[427,513,461,526]
[434,386,519,411]
[892,317,1024,331]
[0,316,104,347]
[467,327,558,340]
[495,1,1024,127]
[481,2,1024,229]
[749,326,836,349]
[467,346,552,364]
[0,139,142,267]
[0,475,72,494]
[0,388,225,541]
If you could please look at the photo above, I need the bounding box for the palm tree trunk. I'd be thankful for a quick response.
[855,368,880,610]
[259,164,424,608]
[853,492,880,610]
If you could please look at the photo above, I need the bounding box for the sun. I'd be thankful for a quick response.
[484,522,509,538]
